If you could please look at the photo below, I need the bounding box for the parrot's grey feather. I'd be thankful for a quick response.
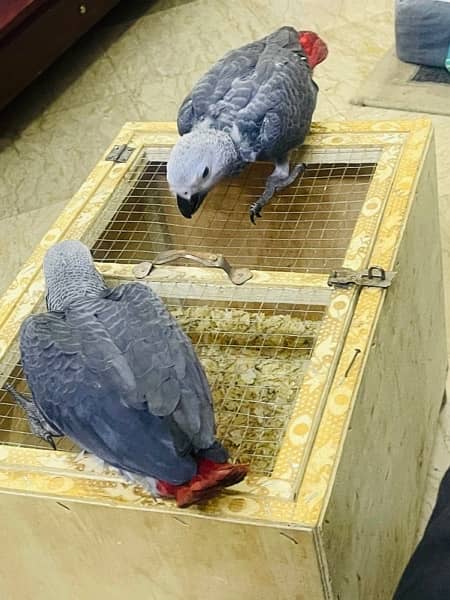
[103,284,210,433]
[177,37,263,136]
[177,26,318,162]
[20,282,226,483]
[177,96,195,136]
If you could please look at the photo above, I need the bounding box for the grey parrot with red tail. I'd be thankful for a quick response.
[7,240,247,508]
[166,26,328,223]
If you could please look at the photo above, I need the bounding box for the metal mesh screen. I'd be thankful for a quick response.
[0,289,325,476]
[0,349,77,453]
[0,143,380,477]
[91,146,379,273]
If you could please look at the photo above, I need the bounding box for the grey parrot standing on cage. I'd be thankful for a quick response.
[166,26,328,224]
[6,240,247,508]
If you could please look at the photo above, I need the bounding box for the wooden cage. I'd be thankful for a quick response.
[0,120,446,600]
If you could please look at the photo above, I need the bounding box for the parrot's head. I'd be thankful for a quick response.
[166,128,238,219]
[298,31,328,69]
[43,240,106,311]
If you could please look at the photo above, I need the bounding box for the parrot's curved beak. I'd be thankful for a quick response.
[176,192,207,219]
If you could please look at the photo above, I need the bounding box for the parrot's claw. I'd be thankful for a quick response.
[249,203,263,224]
[27,417,58,450]
[249,183,276,224]
[248,161,306,224]
[44,433,57,451]
[4,383,60,448]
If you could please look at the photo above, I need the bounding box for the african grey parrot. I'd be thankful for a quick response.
[7,240,247,508]
[166,26,328,224]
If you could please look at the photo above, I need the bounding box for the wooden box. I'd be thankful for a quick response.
[0,120,446,600]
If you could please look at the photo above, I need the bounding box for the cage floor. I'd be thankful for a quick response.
[91,146,378,273]
[0,299,324,476]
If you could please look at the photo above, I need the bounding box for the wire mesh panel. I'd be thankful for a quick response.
[91,146,380,273]
[168,293,324,475]
[0,349,78,453]
[0,285,325,476]
[0,134,385,482]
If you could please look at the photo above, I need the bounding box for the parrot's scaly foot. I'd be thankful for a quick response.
[249,161,306,224]
[250,189,275,224]
[4,383,59,450]
[157,460,249,508]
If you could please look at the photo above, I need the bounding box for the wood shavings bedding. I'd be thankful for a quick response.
[169,305,322,474]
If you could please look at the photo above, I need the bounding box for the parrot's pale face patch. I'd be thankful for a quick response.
[167,129,238,219]
[167,144,215,218]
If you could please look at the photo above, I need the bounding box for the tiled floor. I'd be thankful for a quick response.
[0,0,449,528]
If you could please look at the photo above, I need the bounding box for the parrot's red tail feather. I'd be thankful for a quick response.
[298,31,328,69]
[157,461,249,508]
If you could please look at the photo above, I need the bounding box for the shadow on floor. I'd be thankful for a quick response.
[0,0,195,137]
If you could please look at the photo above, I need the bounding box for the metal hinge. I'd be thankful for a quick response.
[105,144,134,163]
[328,266,396,289]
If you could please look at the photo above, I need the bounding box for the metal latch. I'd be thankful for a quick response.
[132,250,253,286]
[328,266,396,289]
[105,144,134,163]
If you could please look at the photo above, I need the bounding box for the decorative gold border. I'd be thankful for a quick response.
[0,119,433,528]
[294,120,434,525]
[272,135,403,492]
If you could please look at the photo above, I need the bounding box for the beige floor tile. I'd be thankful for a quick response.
[0,200,68,293]
[0,92,141,221]
[245,0,394,37]
[0,35,126,134]
[316,12,395,108]
[106,0,269,104]
[246,0,348,32]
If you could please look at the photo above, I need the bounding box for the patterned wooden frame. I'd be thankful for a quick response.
[0,119,433,529]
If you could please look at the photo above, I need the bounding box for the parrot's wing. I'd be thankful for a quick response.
[178,26,316,160]
[20,311,138,414]
[177,95,194,135]
[262,25,301,49]
[101,283,217,453]
[178,37,265,128]
[19,311,200,482]
[235,26,317,161]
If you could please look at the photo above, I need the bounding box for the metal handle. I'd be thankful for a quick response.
[132,250,253,286]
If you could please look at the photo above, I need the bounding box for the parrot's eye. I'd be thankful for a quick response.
[202,166,210,179]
